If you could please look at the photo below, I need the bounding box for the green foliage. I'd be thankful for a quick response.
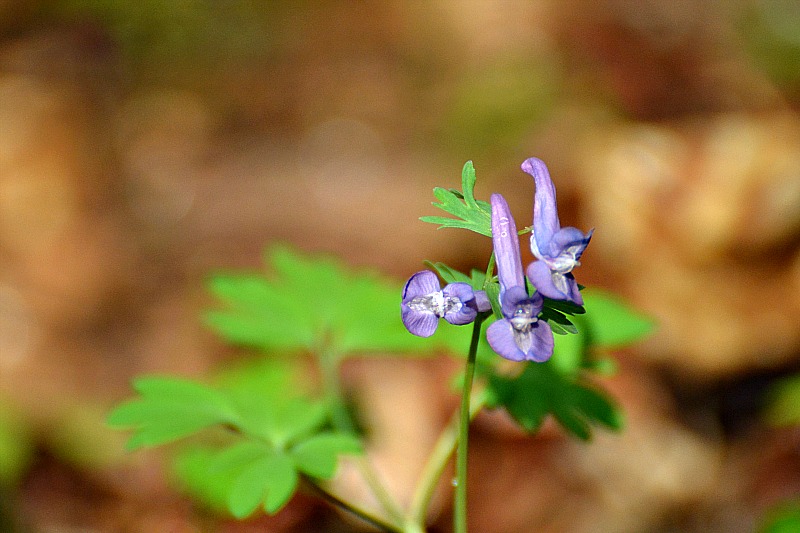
[547,327,584,374]
[175,441,300,517]
[290,433,363,479]
[0,402,34,488]
[540,304,580,335]
[482,289,652,440]
[106,140,661,527]
[575,290,655,348]
[51,0,282,81]
[425,261,487,292]
[486,362,623,441]
[765,375,800,427]
[109,359,362,517]
[419,161,493,237]
[758,500,800,533]
[176,429,362,518]
[108,377,238,450]
[740,3,800,90]
[205,244,445,356]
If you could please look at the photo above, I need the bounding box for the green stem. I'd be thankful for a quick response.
[317,346,405,526]
[454,316,485,533]
[305,478,402,533]
[406,389,487,529]
[484,253,496,283]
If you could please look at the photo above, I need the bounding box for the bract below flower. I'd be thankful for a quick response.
[522,157,592,305]
[486,194,554,362]
[401,270,487,337]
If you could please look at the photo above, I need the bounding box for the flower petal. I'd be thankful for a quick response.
[444,305,477,326]
[526,260,582,304]
[521,157,561,259]
[526,320,554,362]
[442,282,474,302]
[486,318,554,362]
[551,227,593,261]
[500,285,530,319]
[490,194,524,294]
[471,290,492,313]
[402,270,440,303]
[439,282,474,325]
[401,305,439,337]
[486,319,527,361]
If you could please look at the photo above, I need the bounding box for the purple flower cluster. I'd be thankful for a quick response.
[402,157,592,363]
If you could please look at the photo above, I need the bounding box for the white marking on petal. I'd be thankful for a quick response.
[408,291,463,317]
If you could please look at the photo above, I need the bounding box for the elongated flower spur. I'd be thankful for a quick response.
[486,194,554,362]
[401,270,489,337]
[522,157,593,305]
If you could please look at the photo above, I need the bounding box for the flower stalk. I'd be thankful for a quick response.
[454,314,486,533]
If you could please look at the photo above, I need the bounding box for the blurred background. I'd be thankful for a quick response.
[2,1,800,531]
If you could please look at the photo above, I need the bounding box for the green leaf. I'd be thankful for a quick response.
[214,357,309,405]
[205,244,447,356]
[484,280,502,319]
[214,360,330,447]
[205,273,316,350]
[208,439,271,474]
[424,262,489,295]
[0,402,34,487]
[175,441,300,518]
[549,329,584,375]
[107,377,237,450]
[424,261,473,285]
[237,397,328,448]
[759,500,800,533]
[578,290,655,347]
[540,307,579,335]
[262,454,299,514]
[765,375,800,426]
[228,451,298,518]
[583,356,618,376]
[290,432,363,479]
[487,362,623,441]
[173,446,233,512]
[568,383,624,431]
[419,161,492,236]
[543,297,585,316]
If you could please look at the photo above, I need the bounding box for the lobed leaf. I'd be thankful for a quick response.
[174,430,359,519]
[206,244,447,356]
[290,432,363,479]
[176,441,300,518]
[237,397,328,447]
[420,161,492,236]
[487,361,623,441]
[540,307,579,335]
[424,261,473,286]
[107,377,238,450]
[228,451,298,517]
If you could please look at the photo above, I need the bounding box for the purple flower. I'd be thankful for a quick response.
[401,270,489,337]
[522,157,593,305]
[486,194,554,362]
